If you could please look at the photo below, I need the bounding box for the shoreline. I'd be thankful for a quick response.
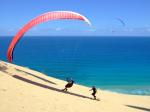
[0,60,150,112]
[1,60,150,96]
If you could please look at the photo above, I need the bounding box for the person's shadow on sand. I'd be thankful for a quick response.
[126,105,150,111]
[15,68,57,85]
[13,75,99,101]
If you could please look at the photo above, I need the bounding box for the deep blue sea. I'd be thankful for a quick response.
[1,36,150,95]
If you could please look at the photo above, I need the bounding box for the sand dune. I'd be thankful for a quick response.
[0,60,150,112]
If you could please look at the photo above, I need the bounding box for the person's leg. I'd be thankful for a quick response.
[62,87,67,91]
[94,95,96,100]
[65,88,68,91]
[92,93,96,99]
[92,93,94,99]
[63,87,68,91]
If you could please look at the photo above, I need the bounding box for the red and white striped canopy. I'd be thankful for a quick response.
[7,11,91,62]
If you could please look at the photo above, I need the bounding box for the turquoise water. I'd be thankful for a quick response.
[1,36,150,95]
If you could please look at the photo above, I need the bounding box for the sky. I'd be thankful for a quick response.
[0,0,150,36]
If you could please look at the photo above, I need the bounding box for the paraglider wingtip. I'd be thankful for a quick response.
[83,17,91,26]
[7,55,13,63]
[8,58,12,63]
[86,19,92,26]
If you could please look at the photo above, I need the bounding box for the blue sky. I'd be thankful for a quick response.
[0,0,150,36]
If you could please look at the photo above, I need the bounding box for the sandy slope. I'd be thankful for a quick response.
[0,60,150,112]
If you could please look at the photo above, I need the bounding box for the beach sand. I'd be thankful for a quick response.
[0,60,150,112]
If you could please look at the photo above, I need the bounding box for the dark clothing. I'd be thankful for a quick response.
[92,92,96,96]
[92,87,97,94]
[65,80,74,88]
[62,80,74,91]
[91,87,97,99]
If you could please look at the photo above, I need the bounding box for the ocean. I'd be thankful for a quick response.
[1,36,150,95]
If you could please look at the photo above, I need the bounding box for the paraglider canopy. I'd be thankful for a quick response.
[7,11,91,63]
[116,18,125,27]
